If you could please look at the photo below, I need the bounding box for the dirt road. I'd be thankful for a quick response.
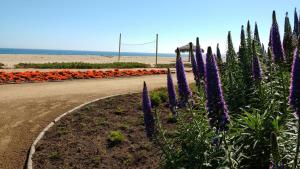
[0,73,193,169]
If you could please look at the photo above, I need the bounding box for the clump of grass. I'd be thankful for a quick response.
[158,89,168,102]
[92,155,101,165]
[120,123,130,131]
[15,62,151,69]
[150,92,162,107]
[107,130,125,146]
[122,154,133,166]
[150,88,168,107]
[114,107,125,115]
[48,151,60,160]
[95,117,109,127]
[0,63,4,69]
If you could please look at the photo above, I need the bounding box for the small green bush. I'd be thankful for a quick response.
[150,89,168,107]
[150,92,162,107]
[107,130,125,146]
[158,89,168,102]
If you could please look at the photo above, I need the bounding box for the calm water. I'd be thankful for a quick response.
[0,48,180,57]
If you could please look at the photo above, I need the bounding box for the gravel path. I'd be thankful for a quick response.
[0,73,193,169]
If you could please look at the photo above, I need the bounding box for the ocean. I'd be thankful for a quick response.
[0,48,180,57]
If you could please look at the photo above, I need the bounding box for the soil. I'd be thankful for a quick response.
[32,93,173,169]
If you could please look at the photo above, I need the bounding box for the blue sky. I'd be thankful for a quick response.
[0,0,299,53]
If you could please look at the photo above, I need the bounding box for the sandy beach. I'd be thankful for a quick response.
[0,54,189,69]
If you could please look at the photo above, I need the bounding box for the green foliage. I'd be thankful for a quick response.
[283,12,294,68]
[15,62,151,69]
[114,107,125,115]
[216,44,223,73]
[254,22,261,44]
[48,151,60,160]
[239,25,253,87]
[246,21,253,59]
[143,10,300,169]
[120,123,130,131]
[231,111,272,168]
[150,88,168,107]
[0,63,4,69]
[150,92,162,107]
[223,31,245,113]
[159,113,225,169]
[158,55,297,168]
[107,130,125,146]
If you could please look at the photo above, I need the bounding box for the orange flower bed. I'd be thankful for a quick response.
[0,69,166,85]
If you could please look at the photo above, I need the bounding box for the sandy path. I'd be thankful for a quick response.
[0,73,193,169]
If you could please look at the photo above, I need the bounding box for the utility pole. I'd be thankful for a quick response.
[118,33,121,62]
[155,34,158,66]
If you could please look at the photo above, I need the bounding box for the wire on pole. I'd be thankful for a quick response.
[121,40,156,46]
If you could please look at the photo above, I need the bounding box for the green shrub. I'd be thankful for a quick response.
[158,89,168,102]
[0,63,4,69]
[150,88,168,107]
[159,113,222,169]
[107,130,125,146]
[150,91,162,107]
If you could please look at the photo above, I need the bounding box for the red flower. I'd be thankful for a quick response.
[0,69,166,84]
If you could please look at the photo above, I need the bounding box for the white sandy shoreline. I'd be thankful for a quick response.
[0,54,191,69]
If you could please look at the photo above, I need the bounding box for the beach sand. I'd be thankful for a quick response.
[0,54,190,69]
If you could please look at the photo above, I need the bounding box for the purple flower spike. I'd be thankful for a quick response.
[175,48,192,107]
[142,81,155,137]
[167,68,177,116]
[189,42,200,84]
[196,37,205,79]
[205,47,229,131]
[252,42,262,81]
[270,11,285,63]
[289,49,300,115]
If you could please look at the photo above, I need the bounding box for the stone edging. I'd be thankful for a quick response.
[26,93,136,169]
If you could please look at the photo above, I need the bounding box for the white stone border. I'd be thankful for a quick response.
[26,93,136,169]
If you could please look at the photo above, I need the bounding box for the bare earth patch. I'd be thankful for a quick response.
[32,93,172,168]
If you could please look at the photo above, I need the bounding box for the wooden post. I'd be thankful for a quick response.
[118,33,121,62]
[155,34,158,66]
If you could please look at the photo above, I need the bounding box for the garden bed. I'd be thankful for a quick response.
[0,69,166,84]
[32,92,173,168]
